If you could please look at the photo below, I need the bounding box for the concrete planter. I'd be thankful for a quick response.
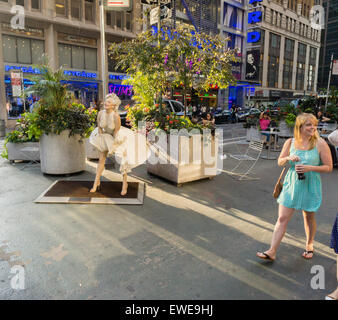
[39,130,86,174]
[7,142,40,161]
[278,120,294,138]
[85,137,100,160]
[147,134,219,185]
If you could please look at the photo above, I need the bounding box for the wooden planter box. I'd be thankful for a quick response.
[7,142,40,162]
[147,134,219,186]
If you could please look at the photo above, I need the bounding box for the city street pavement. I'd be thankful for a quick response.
[0,124,337,300]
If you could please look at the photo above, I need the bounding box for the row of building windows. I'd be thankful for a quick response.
[273,0,312,19]
[2,34,127,73]
[263,7,320,42]
[0,0,132,32]
[266,33,317,91]
[0,0,41,10]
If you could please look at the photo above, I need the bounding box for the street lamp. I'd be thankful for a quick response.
[99,0,107,98]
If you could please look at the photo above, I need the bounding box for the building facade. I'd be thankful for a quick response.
[318,0,338,90]
[218,0,247,108]
[0,0,142,124]
[245,0,321,106]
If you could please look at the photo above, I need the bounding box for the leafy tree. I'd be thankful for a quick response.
[109,25,238,117]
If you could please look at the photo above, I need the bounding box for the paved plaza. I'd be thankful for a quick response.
[0,124,337,300]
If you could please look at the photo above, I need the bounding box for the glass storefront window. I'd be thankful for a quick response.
[3,35,45,64]
[72,46,85,69]
[2,35,17,63]
[85,48,97,70]
[59,44,72,67]
[58,43,97,70]
[16,0,24,6]
[17,38,31,64]
[31,40,44,64]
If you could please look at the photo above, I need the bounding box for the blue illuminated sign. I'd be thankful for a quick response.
[5,65,41,74]
[248,11,262,24]
[64,70,97,78]
[247,31,261,43]
[5,65,97,79]
[109,74,130,81]
[249,0,262,3]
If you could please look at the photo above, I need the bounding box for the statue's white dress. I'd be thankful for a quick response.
[89,110,147,174]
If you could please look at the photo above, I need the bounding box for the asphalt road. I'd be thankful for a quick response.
[0,125,337,300]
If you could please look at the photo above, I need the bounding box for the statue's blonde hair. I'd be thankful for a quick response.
[294,113,319,150]
[105,93,121,111]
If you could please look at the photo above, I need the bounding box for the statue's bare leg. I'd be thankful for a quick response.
[90,151,108,193]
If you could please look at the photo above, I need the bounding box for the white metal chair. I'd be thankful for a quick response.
[227,139,264,180]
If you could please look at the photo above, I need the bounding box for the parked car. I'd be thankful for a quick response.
[237,108,261,122]
[163,99,192,118]
[214,108,231,124]
[119,99,191,127]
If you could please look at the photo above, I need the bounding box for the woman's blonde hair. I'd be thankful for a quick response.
[105,93,121,111]
[294,113,319,150]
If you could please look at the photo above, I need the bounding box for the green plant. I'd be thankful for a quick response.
[0,112,41,159]
[110,25,238,117]
[33,103,96,138]
[243,114,259,129]
[24,57,95,138]
[285,113,296,128]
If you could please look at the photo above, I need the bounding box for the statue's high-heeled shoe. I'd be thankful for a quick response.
[90,183,101,193]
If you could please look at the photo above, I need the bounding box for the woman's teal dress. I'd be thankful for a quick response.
[278,139,322,212]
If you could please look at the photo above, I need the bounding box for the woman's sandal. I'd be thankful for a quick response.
[256,252,275,261]
[302,250,314,259]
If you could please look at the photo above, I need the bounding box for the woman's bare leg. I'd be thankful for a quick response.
[302,211,316,258]
[257,204,295,260]
[90,151,108,192]
[121,172,128,196]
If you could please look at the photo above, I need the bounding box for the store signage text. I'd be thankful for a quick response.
[5,65,97,79]
[247,31,261,43]
[248,11,262,24]
[63,70,97,78]
[109,74,130,81]
[108,84,133,97]
[5,65,41,74]
[247,0,262,43]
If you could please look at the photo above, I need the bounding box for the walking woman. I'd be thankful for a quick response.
[89,93,131,196]
[257,113,332,261]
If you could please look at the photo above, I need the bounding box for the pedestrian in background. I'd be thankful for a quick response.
[326,129,338,300]
[256,113,332,261]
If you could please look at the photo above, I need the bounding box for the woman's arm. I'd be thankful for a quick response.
[295,138,333,174]
[259,112,264,119]
[114,112,121,136]
[278,138,300,166]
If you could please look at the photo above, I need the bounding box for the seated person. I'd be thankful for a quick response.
[316,110,331,133]
[202,112,215,126]
[316,110,331,123]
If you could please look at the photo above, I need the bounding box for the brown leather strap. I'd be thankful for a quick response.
[277,167,286,184]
